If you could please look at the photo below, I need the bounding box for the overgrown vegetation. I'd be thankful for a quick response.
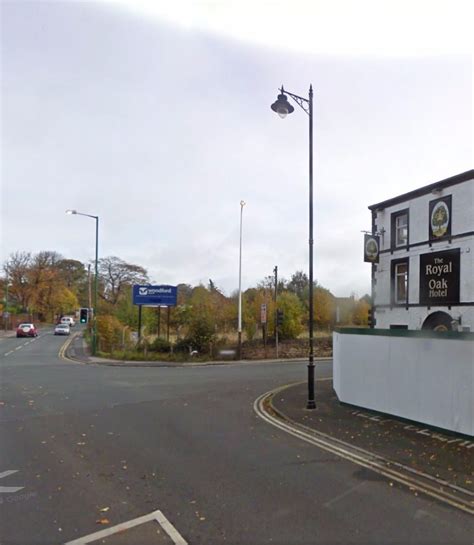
[1,251,370,360]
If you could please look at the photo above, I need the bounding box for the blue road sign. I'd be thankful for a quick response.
[132,285,178,306]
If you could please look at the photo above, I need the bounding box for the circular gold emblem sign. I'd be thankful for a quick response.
[431,201,449,238]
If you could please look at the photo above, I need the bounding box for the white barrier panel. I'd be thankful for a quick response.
[333,330,474,436]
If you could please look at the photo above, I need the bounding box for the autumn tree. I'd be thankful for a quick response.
[277,291,305,339]
[352,299,370,326]
[287,270,309,302]
[313,286,335,331]
[3,252,32,311]
[98,256,148,305]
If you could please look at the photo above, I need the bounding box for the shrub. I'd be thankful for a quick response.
[149,337,172,353]
[97,315,129,353]
[174,338,192,353]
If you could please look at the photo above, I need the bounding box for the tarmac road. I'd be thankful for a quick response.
[0,331,472,544]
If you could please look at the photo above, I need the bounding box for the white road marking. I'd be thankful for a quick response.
[0,470,24,494]
[254,387,474,515]
[0,470,19,479]
[4,351,14,356]
[64,509,187,544]
[324,482,366,508]
[14,346,22,351]
[155,510,188,544]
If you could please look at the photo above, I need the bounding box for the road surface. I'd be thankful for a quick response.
[0,330,472,544]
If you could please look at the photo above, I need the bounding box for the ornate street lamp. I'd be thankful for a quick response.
[270,85,316,409]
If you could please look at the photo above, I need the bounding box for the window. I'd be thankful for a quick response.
[395,214,408,246]
[395,262,408,303]
[391,259,409,306]
[391,209,409,249]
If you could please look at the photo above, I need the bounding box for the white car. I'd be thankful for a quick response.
[54,324,71,336]
[60,316,75,327]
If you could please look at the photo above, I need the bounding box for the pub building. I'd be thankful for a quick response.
[365,169,473,331]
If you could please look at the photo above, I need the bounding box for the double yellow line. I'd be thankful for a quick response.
[58,333,80,362]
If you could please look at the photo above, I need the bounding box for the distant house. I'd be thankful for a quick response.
[367,170,473,331]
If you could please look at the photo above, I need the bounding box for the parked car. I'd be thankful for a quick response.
[60,316,75,327]
[54,324,70,336]
[16,323,38,338]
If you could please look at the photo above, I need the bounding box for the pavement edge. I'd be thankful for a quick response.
[254,383,474,516]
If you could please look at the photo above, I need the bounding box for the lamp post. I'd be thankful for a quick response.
[66,209,99,356]
[4,266,8,332]
[271,85,316,409]
[237,200,246,360]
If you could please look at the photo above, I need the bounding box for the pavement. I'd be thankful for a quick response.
[66,332,325,368]
[269,380,473,508]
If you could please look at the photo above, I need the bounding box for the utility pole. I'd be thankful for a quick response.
[274,265,278,358]
[87,264,92,311]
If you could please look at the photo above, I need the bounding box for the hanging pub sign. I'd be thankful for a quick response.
[364,234,380,263]
[419,249,460,305]
[429,195,452,241]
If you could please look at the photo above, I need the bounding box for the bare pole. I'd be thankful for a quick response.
[237,200,246,359]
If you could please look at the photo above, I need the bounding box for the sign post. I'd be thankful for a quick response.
[133,285,178,343]
[261,303,267,350]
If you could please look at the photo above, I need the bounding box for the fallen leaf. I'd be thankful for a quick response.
[96,518,110,525]
[99,507,110,512]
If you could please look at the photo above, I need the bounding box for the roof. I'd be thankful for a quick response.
[368,169,474,211]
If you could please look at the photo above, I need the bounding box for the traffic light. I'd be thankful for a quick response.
[80,308,89,324]
[277,309,284,328]
[368,307,375,328]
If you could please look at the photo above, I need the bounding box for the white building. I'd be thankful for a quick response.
[367,170,473,331]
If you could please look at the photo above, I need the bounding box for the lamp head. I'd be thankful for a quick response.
[271,93,294,118]
[65,209,77,215]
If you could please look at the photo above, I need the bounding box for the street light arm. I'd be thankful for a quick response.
[75,212,99,220]
[280,86,311,116]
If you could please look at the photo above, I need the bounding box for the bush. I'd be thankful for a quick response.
[186,317,216,353]
[97,315,129,353]
[174,338,192,354]
[149,337,172,353]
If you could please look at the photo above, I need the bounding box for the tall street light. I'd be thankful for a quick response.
[237,200,246,360]
[66,209,99,356]
[271,85,316,409]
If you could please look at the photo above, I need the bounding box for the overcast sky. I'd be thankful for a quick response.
[1,0,472,297]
